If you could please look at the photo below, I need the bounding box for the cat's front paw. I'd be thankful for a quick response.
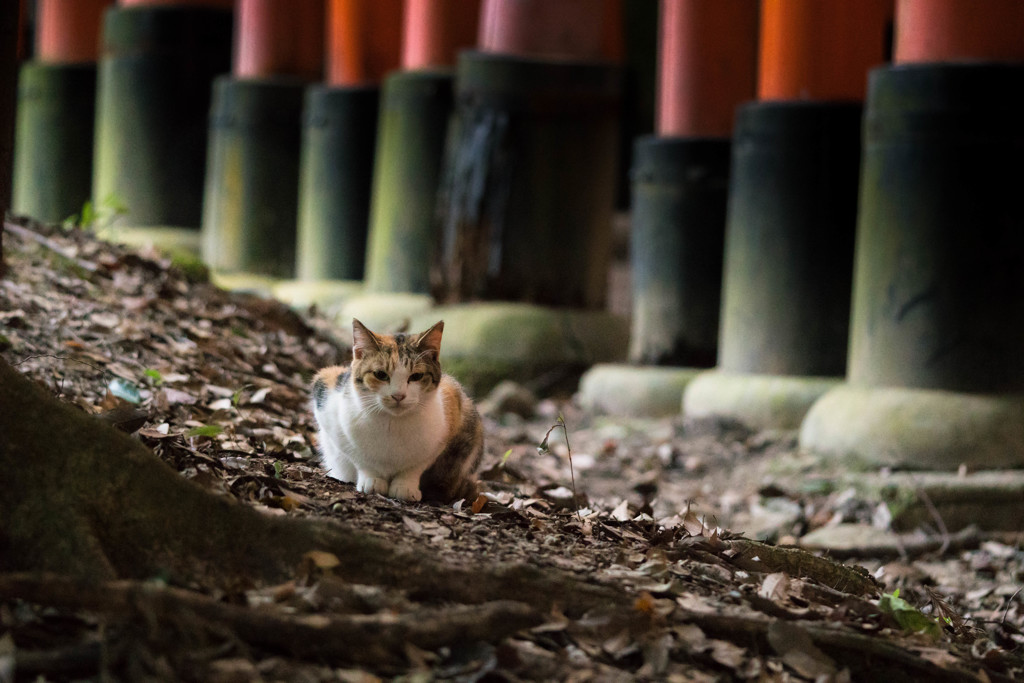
[327,457,358,483]
[388,478,423,502]
[356,473,389,496]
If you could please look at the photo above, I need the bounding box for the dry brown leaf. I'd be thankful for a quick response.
[402,515,424,534]
[303,550,340,570]
[767,621,836,679]
[674,624,709,653]
[759,572,791,601]
[471,494,488,514]
[709,639,747,669]
[610,499,631,522]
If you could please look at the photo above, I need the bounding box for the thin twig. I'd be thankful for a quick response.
[1001,586,1023,626]
[13,352,103,372]
[916,485,951,555]
[3,220,99,273]
[539,415,582,522]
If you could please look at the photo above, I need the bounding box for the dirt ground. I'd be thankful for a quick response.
[1,218,1023,681]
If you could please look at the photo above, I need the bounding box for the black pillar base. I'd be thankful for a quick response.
[295,84,380,282]
[13,61,96,224]
[435,51,622,309]
[718,101,862,377]
[94,5,233,229]
[201,76,305,278]
[629,135,729,366]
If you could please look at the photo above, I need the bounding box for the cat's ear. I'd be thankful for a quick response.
[352,319,381,360]
[415,320,444,361]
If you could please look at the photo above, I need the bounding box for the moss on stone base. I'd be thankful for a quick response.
[340,293,436,333]
[409,303,628,396]
[683,371,841,430]
[578,364,700,418]
[272,279,364,318]
[800,384,1024,470]
[210,271,282,298]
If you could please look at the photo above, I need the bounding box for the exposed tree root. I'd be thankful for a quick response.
[0,356,624,618]
[723,538,880,597]
[815,525,982,561]
[4,356,1008,680]
[678,610,996,683]
[0,574,541,666]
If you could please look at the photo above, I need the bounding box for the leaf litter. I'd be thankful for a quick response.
[1,217,1023,681]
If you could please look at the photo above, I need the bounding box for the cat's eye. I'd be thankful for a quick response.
[373,370,389,381]
[409,373,423,382]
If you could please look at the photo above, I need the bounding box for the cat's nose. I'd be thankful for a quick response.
[391,392,406,403]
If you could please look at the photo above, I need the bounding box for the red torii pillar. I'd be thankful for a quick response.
[801,0,1024,474]
[685,0,893,431]
[403,0,480,69]
[627,0,757,373]
[327,0,402,85]
[576,0,759,418]
[656,0,755,139]
[232,0,323,81]
[758,0,891,101]
[293,0,402,285]
[202,0,324,279]
[13,0,111,223]
[363,0,480,294]
[894,0,1024,63]
[478,0,621,61]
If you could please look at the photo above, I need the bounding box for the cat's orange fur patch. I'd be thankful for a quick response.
[315,366,346,390]
[439,378,464,441]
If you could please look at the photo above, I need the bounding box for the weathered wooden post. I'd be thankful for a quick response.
[802,0,1024,472]
[93,0,233,251]
[684,0,892,429]
[13,0,111,224]
[294,0,401,284]
[201,0,323,280]
[362,0,480,295]
[433,0,623,308]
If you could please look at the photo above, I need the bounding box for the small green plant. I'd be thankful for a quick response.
[878,589,942,637]
[63,193,128,231]
[186,425,223,438]
[170,250,210,284]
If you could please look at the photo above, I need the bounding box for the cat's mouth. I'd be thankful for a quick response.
[382,401,412,416]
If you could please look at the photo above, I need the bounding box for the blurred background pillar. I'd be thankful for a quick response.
[201,0,323,279]
[684,0,893,430]
[362,0,480,294]
[579,0,757,419]
[92,0,233,252]
[432,0,623,307]
[13,0,111,224]
[628,0,756,367]
[0,0,20,241]
[802,0,1024,470]
[294,0,401,283]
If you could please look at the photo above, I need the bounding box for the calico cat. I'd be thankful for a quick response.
[311,319,483,503]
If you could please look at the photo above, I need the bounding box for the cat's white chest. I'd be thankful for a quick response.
[319,390,447,480]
